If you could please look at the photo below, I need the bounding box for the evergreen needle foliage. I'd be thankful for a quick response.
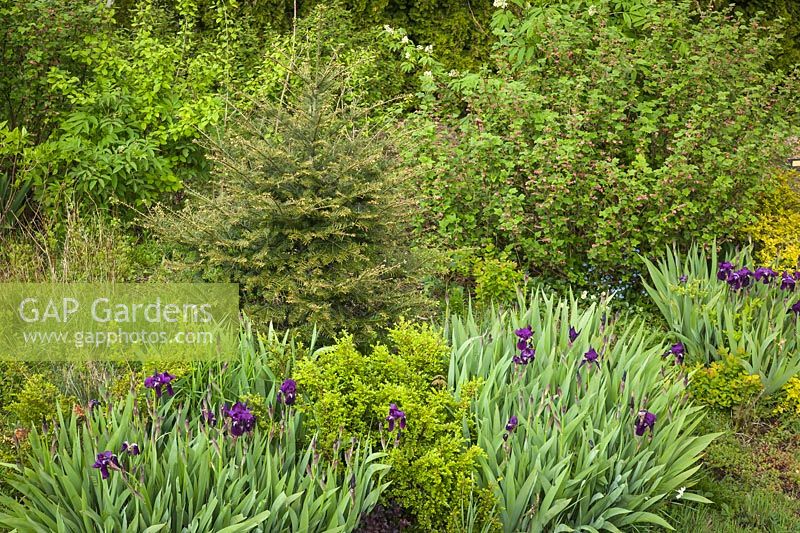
[152,56,432,342]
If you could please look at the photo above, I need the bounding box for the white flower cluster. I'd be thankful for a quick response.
[493,0,508,8]
[383,24,395,34]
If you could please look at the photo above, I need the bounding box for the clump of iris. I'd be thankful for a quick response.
[718,261,798,292]
[513,325,535,365]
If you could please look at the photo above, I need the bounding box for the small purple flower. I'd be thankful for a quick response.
[505,415,519,432]
[91,451,120,480]
[788,301,800,316]
[781,272,796,292]
[679,275,688,284]
[754,267,777,284]
[580,347,600,368]
[224,402,256,437]
[386,403,406,432]
[717,262,734,281]
[514,325,533,341]
[727,268,752,290]
[503,415,518,440]
[635,410,656,437]
[88,399,100,410]
[121,441,140,456]
[513,347,536,365]
[513,325,535,365]
[568,326,580,343]
[277,379,297,406]
[144,371,176,398]
[664,342,685,365]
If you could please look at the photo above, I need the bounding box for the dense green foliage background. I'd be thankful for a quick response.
[1,1,800,528]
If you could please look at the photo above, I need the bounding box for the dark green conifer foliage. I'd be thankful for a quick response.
[154,57,431,340]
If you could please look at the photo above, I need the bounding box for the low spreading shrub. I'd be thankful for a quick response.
[688,356,764,409]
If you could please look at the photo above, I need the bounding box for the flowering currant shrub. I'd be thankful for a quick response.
[409,0,799,292]
[643,244,800,394]
[446,290,717,531]
[294,322,493,532]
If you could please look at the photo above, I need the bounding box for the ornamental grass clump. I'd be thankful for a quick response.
[643,244,800,394]
[447,290,717,531]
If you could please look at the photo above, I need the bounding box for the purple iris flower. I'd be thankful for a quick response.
[121,441,140,456]
[635,410,656,436]
[664,342,685,365]
[503,415,518,440]
[91,451,120,480]
[580,347,600,368]
[144,372,176,398]
[679,275,688,284]
[781,272,796,291]
[277,379,297,406]
[386,403,407,432]
[513,347,536,365]
[754,267,777,284]
[514,325,533,341]
[513,325,536,365]
[505,416,519,432]
[727,268,752,290]
[788,301,800,316]
[88,399,100,410]
[224,402,256,437]
[568,326,580,343]
[717,262,734,281]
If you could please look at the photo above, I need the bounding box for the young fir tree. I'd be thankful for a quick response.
[153,58,432,340]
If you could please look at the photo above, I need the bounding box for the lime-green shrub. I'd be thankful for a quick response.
[747,170,800,271]
[294,322,491,531]
[774,376,800,417]
[5,373,73,430]
[473,254,524,308]
[689,356,764,409]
